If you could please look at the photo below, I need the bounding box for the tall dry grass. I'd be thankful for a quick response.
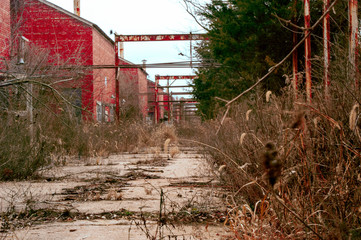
[0,102,179,180]
[193,57,361,238]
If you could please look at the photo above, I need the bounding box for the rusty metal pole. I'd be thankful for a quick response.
[324,0,331,98]
[74,0,80,16]
[119,42,124,59]
[349,0,359,89]
[167,79,170,124]
[155,77,159,124]
[170,92,173,123]
[115,41,120,122]
[304,0,312,103]
[292,0,298,99]
[292,32,298,98]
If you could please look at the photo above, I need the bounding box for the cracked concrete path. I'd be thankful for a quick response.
[0,147,233,240]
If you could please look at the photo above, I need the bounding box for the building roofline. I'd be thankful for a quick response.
[37,0,114,45]
[36,0,146,71]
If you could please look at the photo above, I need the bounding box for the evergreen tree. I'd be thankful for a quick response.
[192,0,328,119]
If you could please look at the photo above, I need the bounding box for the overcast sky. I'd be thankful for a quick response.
[46,0,208,86]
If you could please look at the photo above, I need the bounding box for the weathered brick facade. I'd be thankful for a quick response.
[0,0,11,59]
[92,28,116,121]
[5,0,150,121]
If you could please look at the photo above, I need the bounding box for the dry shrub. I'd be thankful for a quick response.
[0,115,53,180]
[137,123,178,150]
[0,108,161,180]
[193,63,361,238]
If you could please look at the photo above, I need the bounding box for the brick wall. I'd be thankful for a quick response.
[0,0,10,59]
[19,0,95,119]
[137,69,148,118]
[92,28,115,121]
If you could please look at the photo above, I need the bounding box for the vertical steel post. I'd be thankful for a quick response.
[119,42,124,59]
[155,76,159,124]
[304,0,312,102]
[115,41,120,122]
[292,32,298,98]
[292,0,298,99]
[292,32,298,99]
[167,79,170,123]
[324,0,331,97]
[349,0,359,88]
[170,92,173,123]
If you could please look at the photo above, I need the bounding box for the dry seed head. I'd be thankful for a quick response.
[313,117,320,128]
[164,138,171,154]
[246,110,252,121]
[218,164,226,172]
[349,103,359,131]
[266,91,272,102]
[336,163,342,175]
[170,146,180,158]
[283,74,291,85]
[240,133,247,145]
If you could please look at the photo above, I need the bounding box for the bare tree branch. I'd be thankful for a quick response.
[0,77,90,115]
[181,0,210,32]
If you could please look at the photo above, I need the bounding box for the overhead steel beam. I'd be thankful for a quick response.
[149,85,194,88]
[155,75,197,80]
[115,34,208,42]
[149,100,197,103]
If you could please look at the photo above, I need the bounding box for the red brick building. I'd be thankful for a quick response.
[8,0,150,122]
[0,0,11,60]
